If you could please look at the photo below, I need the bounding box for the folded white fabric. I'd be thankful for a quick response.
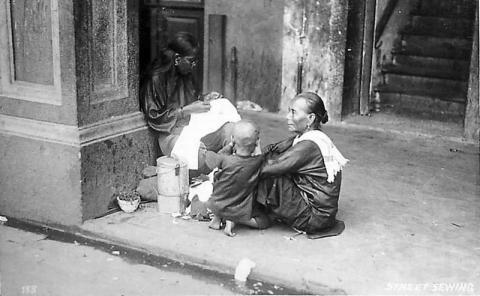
[171,98,241,169]
[187,169,216,203]
[188,180,213,202]
[293,130,348,183]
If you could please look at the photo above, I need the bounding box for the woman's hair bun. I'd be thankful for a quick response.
[295,91,329,127]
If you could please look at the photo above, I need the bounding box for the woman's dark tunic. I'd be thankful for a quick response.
[139,50,197,134]
[257,137,342,233]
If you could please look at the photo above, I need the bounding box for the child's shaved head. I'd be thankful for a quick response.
[233,120,259,155]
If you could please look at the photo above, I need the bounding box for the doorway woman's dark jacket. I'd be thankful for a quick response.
[139,50,198,134]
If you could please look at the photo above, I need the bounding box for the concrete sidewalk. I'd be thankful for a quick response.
[81,111,480,295]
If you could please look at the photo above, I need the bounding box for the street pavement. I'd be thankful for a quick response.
[0,224,236,296]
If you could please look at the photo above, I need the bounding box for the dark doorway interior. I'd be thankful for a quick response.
[139,0,205,93]
[342,0,367,117]
[342,0,477,138]
[372,0,475,122]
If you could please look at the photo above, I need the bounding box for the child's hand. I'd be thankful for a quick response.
[218,142,234,155]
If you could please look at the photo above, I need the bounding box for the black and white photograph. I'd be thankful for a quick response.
[0,0,478,295]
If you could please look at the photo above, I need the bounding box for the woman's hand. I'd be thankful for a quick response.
[201,91,222,102]
[182,100,211,115]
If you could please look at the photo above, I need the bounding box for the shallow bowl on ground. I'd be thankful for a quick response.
[117,196,140,213]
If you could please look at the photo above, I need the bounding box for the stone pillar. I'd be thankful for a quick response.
[282,0,349,120]
[74,0,157,220]
[464,9,479,141]
[0,0,157,225]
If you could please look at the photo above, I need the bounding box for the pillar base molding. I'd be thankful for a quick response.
[0,114,79,146]
[79,111,147,146]
[0,112,148,148]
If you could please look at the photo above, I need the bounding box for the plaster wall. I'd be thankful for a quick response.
[0,135,82,225]
[204,0,284,112]
[81,128,158,220]
[0,0,78,126]
[281,0,348,120]
[0,0,82,225]
[75,0,140,127]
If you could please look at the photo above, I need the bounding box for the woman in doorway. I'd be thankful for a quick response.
[257,92,348,234]
[140,32,234,174]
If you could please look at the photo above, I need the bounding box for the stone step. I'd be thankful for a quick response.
[375,73,468,102]
[398,34,472,60]
[414,0,476,19]
[404,15,474,39]
[375,93,465,122]
[382,54,470,80]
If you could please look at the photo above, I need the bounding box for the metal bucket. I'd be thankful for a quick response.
[156,156,189,214]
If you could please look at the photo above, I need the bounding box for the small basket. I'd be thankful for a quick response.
[117,193,141,213]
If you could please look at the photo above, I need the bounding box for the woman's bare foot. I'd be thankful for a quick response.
[209,216,222,230]
[224,220,236,237]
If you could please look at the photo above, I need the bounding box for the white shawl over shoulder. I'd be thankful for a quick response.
[292,130,348,183]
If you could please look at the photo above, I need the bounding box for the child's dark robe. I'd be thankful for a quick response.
[205,152,264,222]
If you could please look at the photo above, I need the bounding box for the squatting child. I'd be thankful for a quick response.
[205,120,269,236]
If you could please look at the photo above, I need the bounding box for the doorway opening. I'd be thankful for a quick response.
[139,0,205,93]
[342,0,476,139]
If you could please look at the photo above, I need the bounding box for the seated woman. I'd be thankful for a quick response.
[257,92,348,234]
[139,31,233,174]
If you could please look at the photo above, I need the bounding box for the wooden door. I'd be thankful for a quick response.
[342,0,376,117]
[140,0,204,92]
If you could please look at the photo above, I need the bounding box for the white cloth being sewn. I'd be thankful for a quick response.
[171,98,241,169]
[293,130,348,183]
